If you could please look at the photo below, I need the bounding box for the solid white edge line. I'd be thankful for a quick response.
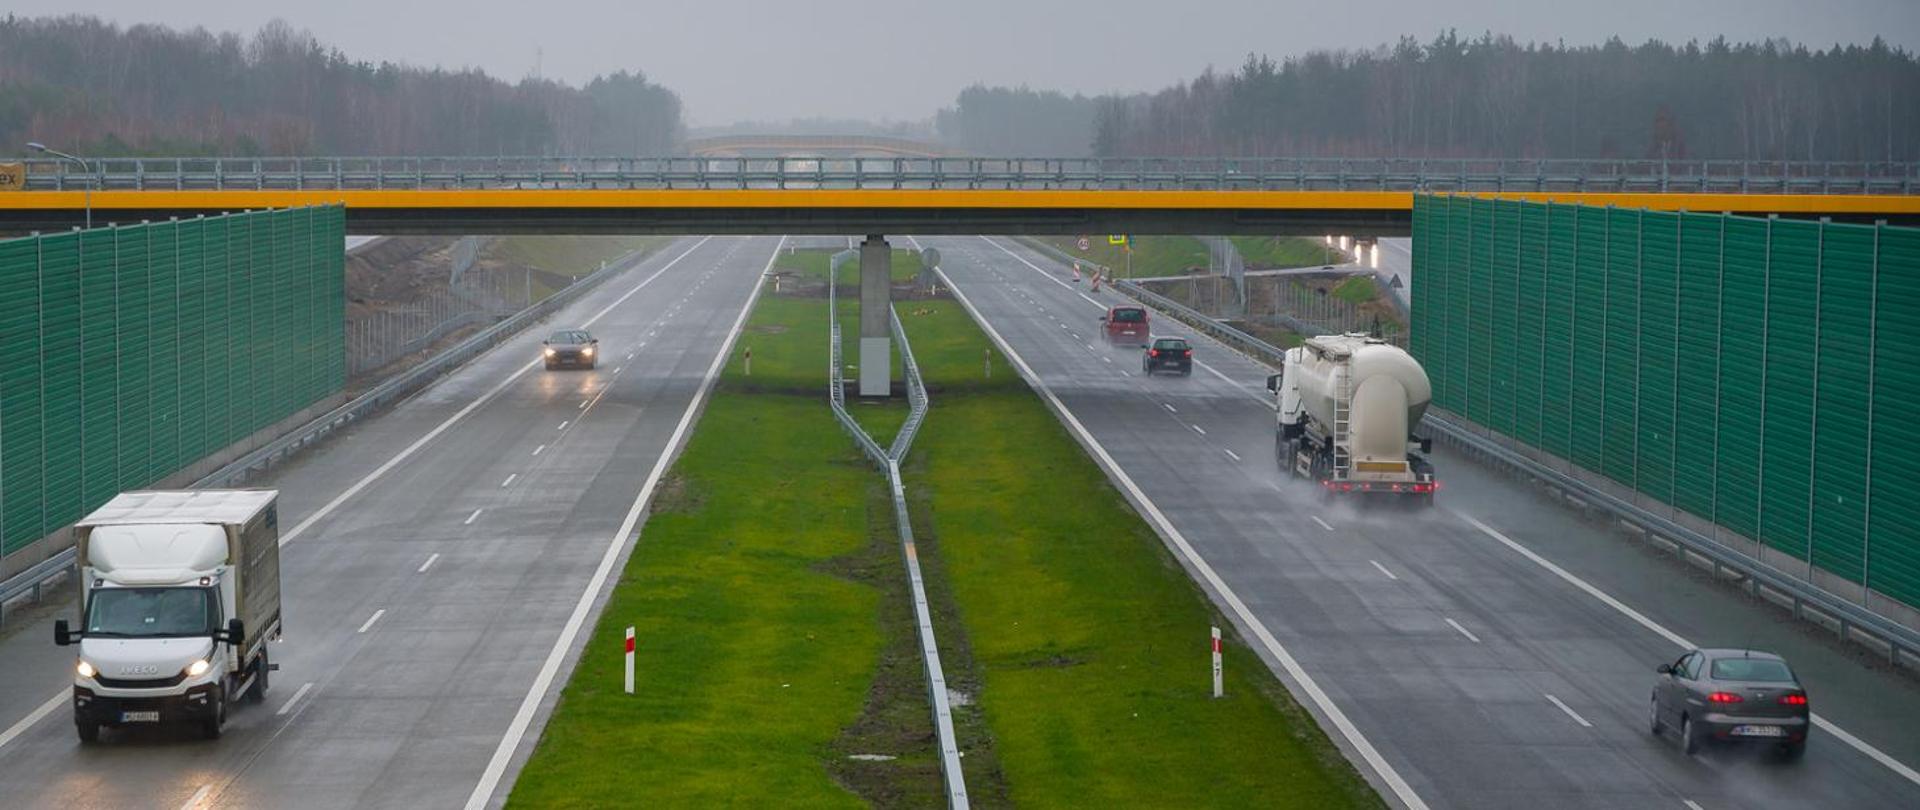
[0,693,63,752]
[419,553,441,573]
[1369,559,1400,581]
[1444,618,1482,644]
[937,264,1431,810]
[1456,510,1920,787]
[464,508,484,525]
[178,783,213,810]
[357,609,386,634]
[275,682,315,716]
[462,235,785,810]
[1544,693,1594,728]
[1311,516,1335,532]
[277,236,713,549]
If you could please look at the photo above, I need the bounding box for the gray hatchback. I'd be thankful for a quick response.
[1651,648,1809,759]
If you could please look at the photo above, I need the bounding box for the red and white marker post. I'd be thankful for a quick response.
[1210,626,1223,699]
[1072,262,1082,282]
[624,626,636,695]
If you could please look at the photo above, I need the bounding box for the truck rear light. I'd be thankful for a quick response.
[1707,691,1744,704]
[1411,482,1435,494]
[1779,694,1808,706]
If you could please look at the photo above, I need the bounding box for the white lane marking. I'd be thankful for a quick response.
[276,682,315,716]
[1163,403,1178,413]
[418,553,441,573]
[557,420,570,431]
[532,444,546,456]
[1223,448,1241,461]
[1682,801,1704,810]
[626,351,635,359]
[579,399,589,409]
[1311,516,1335,532]
[1199,361,1274,406]
[1190,424,1206,435]
[1544,693,1593,728]
[613,366,623,374]
[357,609,386,634]
[1120,369,1132,377]
[464,508,483,525]
[1078,292,1103,307]
[501,473,518,488]
[1101,356,1112,364]
[0,694,63,752]
[1456,511,1920,787]
[1445,618,1482,643]
[464,235,786,810]
[178,783,213,810]
[938,265,1430,810]
[275,237,713,549]
[1369,559,1400,581]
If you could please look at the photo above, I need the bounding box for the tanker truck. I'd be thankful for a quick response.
[1266,334,1438,504]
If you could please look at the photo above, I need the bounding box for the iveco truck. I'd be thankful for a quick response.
[1268,334,1438,504]
[54,490,282,742]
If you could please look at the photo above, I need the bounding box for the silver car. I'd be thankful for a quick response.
[1651,648,1809,759]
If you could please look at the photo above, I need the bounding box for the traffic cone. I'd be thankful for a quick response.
[1072,262,1082,282]
[1090,269,1102,292]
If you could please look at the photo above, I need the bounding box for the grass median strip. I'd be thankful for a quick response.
[897,299,1384,808]
[509,290,947,806]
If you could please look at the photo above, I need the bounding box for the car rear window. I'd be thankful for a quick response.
[1154,339,1189,350]
[1710,658,1794,682]
[1111,309,1146,323]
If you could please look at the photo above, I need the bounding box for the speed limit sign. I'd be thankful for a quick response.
[1077,236,1091,251]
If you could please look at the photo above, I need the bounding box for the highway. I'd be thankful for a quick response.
[921,234,1920,810]
[0,235,781,809]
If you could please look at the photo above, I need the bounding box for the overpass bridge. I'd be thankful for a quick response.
[3,156,1916,235]
[681,134,955,158]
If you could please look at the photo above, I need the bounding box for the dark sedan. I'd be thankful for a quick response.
[1651,648,1809,759]
[1142,337,1193,376]
[543,329,599,370]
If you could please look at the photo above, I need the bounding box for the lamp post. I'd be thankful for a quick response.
[27,142,93,229]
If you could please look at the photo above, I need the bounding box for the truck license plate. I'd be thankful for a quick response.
[120,710,160,723]
[1731,725,1784,737]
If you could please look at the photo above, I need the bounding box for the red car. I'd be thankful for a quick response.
[1100,306,1150,347]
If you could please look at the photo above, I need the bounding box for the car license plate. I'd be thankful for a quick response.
[120,710,160,723]
[1731,725,1784,737]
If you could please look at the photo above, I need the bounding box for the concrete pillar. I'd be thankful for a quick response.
[859,235,892,397]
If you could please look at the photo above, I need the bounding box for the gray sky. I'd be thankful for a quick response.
[13,0,1920,125]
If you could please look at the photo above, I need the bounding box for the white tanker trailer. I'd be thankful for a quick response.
[1266,334,1438,504]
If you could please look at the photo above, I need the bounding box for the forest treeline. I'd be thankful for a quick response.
[0,15,682,156]
[943,33,1920,161]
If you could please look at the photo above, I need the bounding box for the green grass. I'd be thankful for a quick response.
[1036,235,1330,279]
[509,292,940,808]
[493,235,670,277]
[775,247,925,284]
[896,301,1384,808]
[1332,274,1380,305]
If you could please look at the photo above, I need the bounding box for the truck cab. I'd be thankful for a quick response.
[55,490,282,742]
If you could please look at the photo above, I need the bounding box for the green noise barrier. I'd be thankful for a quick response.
[1412,195,1920,612]
[0,206,345,557]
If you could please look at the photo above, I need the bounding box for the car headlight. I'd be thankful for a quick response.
[543,348,556,358]
[76,660,97,679]
[186,659,211,677]
[582,346,594,357]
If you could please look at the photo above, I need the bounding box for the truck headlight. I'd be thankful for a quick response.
[76,660,97,679]
[186,659,211,677]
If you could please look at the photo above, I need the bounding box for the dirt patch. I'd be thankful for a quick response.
[648,472,702,515]
[745,324,790,335]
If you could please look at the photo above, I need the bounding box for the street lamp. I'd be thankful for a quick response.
[27,142,92,229]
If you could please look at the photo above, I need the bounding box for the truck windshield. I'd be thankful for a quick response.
[85,587,218,639]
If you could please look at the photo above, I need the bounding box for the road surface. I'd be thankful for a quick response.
[0,235,782,809]
[920,233,1920,810]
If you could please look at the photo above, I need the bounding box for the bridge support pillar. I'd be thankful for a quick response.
[859,235,892,397]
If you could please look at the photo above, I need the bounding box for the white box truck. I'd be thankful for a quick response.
[54,490,282,742]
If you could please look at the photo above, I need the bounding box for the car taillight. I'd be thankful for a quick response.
[1149,349,1159,357]
[1779,694,1808,706]
[1707,691,1744,704]
[1183,350,1192,357]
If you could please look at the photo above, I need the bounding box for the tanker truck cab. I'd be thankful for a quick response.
[55,490,282,742]
[1268,335,1438,505]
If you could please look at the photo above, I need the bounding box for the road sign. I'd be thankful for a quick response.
[1077,236,1090,251]
[1108,235,1128,246]
[0,163,24,191]
[1389,274,1404,289]
[920,247,941,269]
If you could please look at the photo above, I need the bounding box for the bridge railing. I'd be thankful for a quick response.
[10,156,1917,193]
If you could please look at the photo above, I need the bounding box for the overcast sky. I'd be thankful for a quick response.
[12,0,1919,125]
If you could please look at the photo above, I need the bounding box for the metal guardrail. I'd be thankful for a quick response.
[0,242,660,626]
[10,155,1918,194]
[1107,267,1920,670]
[826,260,969,808]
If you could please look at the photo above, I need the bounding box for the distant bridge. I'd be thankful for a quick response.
[2,156,1914,235]
[682,134,956,158]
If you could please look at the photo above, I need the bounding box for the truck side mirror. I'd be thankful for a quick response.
[223,618,246,649]
[1266,374,1281,393]
[54,619,76,646]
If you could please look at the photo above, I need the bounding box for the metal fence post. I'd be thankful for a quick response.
[1862,220,1882,605]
